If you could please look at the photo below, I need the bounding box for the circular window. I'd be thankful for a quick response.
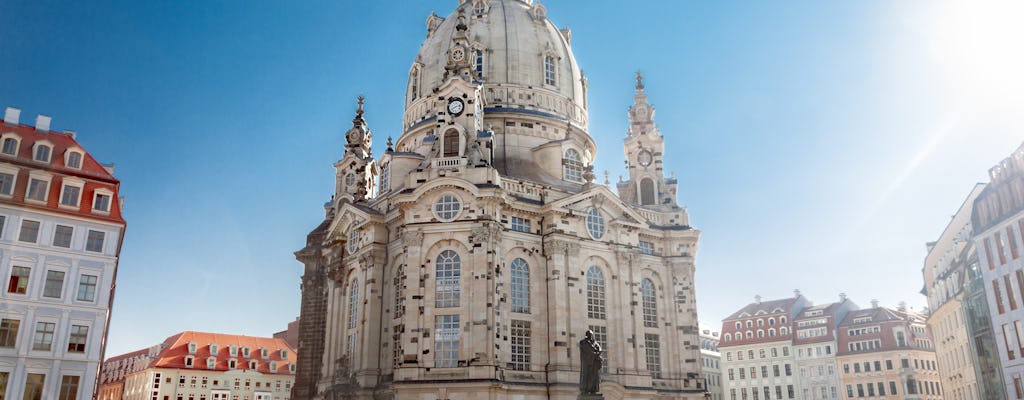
[344,173,357,188]
[585,208,605,239]
[434,194,462,221]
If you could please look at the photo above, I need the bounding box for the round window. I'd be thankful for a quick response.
[586,208,605,239]
[434,194,462,221]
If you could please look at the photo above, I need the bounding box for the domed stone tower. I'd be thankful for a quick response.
[294,1,703,399]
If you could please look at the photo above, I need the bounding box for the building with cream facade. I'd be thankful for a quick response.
[836,304,941,399]
[0,107,126,400]
[923,183,997,400]
[292,0,704,399]
[719,295,809,400]
[100,331,296,400]
[701,324,722,400]
[792,298,856,400]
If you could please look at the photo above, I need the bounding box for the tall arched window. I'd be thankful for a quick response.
[474,49,485,79]
[640,178,655,205]
[563,149,583,182]
[379,162,390,194]
[586,266,605,319]
[641,278,657,327]
[436,250,461,308]
[443,129,460,157]
[409,69,420,101]
[393,264,405,319]
[348,280,359,328]
[543,55,556,85]
[510,258,530,313]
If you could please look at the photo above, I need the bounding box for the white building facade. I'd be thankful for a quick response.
[0,107,126,400]
[701,324,722,400]
[791,299,856,400]
[972,143,1024,398]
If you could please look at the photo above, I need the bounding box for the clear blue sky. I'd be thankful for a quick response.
[2,1,1022,356]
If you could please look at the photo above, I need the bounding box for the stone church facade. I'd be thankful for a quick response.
[293,1,704,399]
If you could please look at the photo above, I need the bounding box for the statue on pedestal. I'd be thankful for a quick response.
[578,330,603,398]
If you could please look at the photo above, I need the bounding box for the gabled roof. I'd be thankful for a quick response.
[724,297,799,321]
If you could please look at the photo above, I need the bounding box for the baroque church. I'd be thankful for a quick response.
[293,0,703,399]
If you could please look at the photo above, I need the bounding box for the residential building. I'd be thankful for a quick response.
[0,107,126,400]
[293,0,704,399]
[923,183,991,400]
[102,331,296,400]
[793,296,857,400]
[836,303,941,399]
[971,142,1024,398]
[273,318,299,350]
[719,293,810,400]
[701,324,723,400]
[961,232,1007,399]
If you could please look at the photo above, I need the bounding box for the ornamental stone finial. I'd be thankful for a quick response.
[635,71,644,92]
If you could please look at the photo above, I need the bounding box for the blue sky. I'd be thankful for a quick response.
[2,0,1022,356]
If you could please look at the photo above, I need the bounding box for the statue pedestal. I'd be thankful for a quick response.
[577,394,604,400]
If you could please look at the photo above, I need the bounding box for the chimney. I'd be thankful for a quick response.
[3,107,20,125]
[793,289,801,298]
[839,293,847,302]
[64,130,77,139]
[870,299,879,308]
[35,115,51,132]
[898,301,907,312]
[754,295,762,304]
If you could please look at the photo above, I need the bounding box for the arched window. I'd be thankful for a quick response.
[781,317,787,324]
[436,250,461,308]
[640,178,655,205]
[1,138,17,155]
[347,228,359,253]
[780,327,789,335]
[66,151,83,169]
[585,208,605,239]
[510,258,530,313]
[746,321,753,328]
[768,317,776,326]
[745,331,753,339]
[724,334,732,342]
[586,266,605,319]
[543,55,556,85]
[474,49,485,79]
[757,319,764,327]
[379,162,390,194]
[393,264,405,319]
[641,278,657,327]
[348,280,359,328]
[409,69,420,101]
[769,328,776,337]
[563,149,583,182]
[34,144,51,162]
[443,129,460,157]
[757,330,764,338]
[735,322,741,330]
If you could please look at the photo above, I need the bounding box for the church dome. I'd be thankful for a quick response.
[403,0,587,131]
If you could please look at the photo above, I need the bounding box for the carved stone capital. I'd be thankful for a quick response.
[402,229,424,247]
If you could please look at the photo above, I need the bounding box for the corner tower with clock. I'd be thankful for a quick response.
[618,72,679,209]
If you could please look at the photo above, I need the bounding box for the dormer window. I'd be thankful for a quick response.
[228,358,237,369]
[206,357,216,369]
[280,349,289,360]
[210,344,218,354]
[59,178,84,208]
[229,345,237,356]
[184,355,194,368]
[260,348,269,359]
[242,346,250,358]
[562,149,583,182]
[248,360,257,369]
[65,151,83,169]
[0,164,18,197]
[92,189,113,214]
[32,142,52,163]
[26,172,51,202]
[288,363,296,374]
[1,135,20,156]
[270,361,277,371]
[187,342,197,354]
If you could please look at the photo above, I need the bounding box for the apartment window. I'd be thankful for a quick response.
[586,266,606,319]
[1016,376,1023,399]
[43,270,65,298]
[434,315,460,367]
[34,144,52,163]
[998,232,1009,264]
[86,230,105,252]
[877,381,886,396]
[0,172,13,195]
[93,192,111,212]
[77,274,98,302]
[1010,226,1021,259]
[886,359,893,370]
[510,216,530,233]
[59,375,80,400]
[543,55,556,85]
[27,178,47,201]
[995,279,1007,314]
[985,237,996,269]
[1009,274,1019,310]
[785,364,792,376]
[0,318,19,347]
[774,364,780,377]
[60,184,81,207]
[638,240,654,255]
[641,278,658,327]
[8,266,30,294]
[1,138,17,155]
[563,149,583,182]
[510,320,530,370]
[645,334,661,378]
[435,250,461,308]
[510,258,530,313]
[776,386,783,400]
[25,373,45,400]
[348,279,359,328]
[53,225,73,248]
[33,321,55,351]
[19,220,40,242]
[68,325,88,353]
[66,151,83,169]
[0,372,7,400]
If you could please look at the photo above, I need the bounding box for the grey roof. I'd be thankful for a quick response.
[724,297,799,321]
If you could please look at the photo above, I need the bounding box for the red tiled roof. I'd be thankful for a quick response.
[0,121,124,224]
[150,331,297,375]
[103,348,149,364]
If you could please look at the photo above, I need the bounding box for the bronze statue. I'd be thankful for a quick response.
[578,329,603,395]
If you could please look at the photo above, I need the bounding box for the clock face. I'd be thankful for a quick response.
[448,98,465,116]
[638,150,653,167]
[451,47,466,62]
